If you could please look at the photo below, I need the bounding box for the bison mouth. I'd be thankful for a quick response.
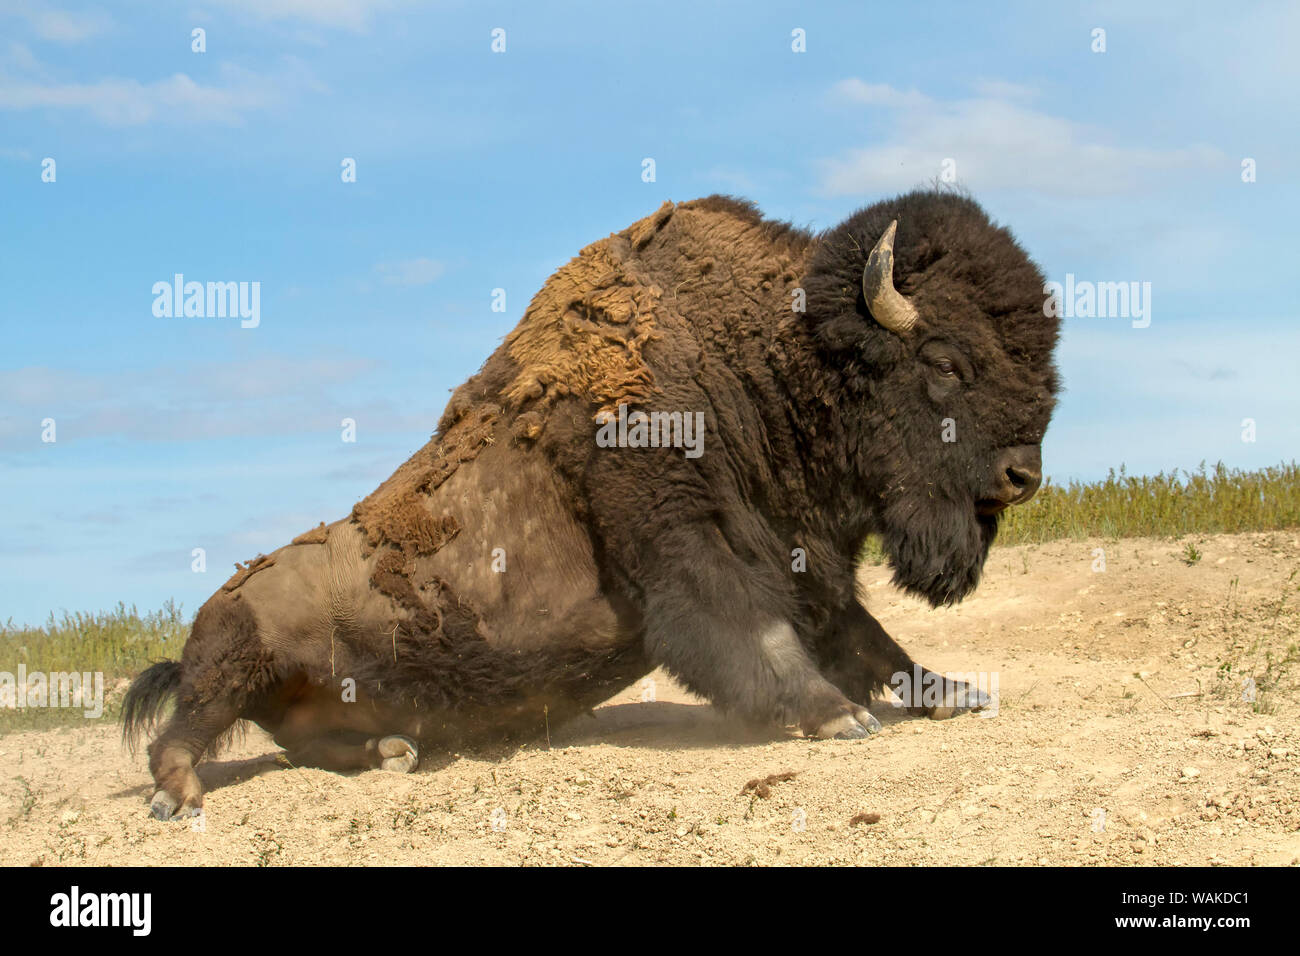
[975,498,1008,517]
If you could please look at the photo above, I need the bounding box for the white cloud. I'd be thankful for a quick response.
[0,354,441,449]
[969,78,1038,102]
[209,0,400,32]
[819,79,1225,198]
[0,73,261,126]
[0,1,111,43]
[833,79,931,110]
[374,257,446,287]
[0,366,113,405]
[0,58,321,126]
[3,40,41,72]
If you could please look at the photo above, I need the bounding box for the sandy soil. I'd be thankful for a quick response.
[3,531,1298,866]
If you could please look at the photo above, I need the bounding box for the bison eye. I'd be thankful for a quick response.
[918,339,973,386]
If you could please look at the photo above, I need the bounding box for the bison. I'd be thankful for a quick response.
[125,190,1059,820]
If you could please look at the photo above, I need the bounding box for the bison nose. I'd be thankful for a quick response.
[993,445,1042,505]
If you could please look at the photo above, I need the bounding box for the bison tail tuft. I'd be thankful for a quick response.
[121,660,182,754]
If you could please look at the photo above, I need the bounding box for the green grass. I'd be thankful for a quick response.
[0,601,189,733]
[997,461,1300,545]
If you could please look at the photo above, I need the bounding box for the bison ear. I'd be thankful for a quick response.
[862,220,918,334]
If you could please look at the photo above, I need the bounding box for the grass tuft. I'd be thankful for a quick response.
[0,601,188,733]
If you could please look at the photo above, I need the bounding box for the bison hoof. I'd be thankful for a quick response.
[927,684,991,721]
[814,709,882,740]
[149,790,201,822]
[378,735,418,773]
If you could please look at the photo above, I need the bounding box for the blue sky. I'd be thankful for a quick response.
[1,0,1297,625]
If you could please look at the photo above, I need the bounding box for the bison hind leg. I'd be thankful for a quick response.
[140,593,278,821]
[146,699,240,821]
[148,750,203,821]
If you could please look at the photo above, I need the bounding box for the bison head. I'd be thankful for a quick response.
[804,190,1060,606]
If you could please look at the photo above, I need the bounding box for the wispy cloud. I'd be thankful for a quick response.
[374,257,446,287]
[0,1,112,43]
[818,79,1225,198]
[3,40,42,73]
[209,0,401,32]
[1173,360,1236,382]
[0,57,322,126]
[0,354,444,449]
[700,165,759,193]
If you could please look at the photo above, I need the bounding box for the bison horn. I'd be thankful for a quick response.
[862,219,918,334]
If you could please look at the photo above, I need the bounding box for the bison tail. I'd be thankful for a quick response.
[121,660,182,754]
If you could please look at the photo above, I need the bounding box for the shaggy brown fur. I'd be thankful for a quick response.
[351,402,497,559]
[502,220,663,417]
[125,190,1060,820]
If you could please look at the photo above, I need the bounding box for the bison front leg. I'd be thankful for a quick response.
[639,524,879,739]
[820,601,991,719]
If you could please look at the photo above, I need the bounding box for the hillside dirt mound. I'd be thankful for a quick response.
[2,531,1297,866]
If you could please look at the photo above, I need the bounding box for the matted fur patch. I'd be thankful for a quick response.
[290,522,329,546]
[221,553,275,592]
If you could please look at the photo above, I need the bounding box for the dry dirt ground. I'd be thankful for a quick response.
[3,531,1298,867]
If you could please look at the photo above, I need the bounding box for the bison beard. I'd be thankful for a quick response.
[881,494,998,608]
[124,189,1060,820]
